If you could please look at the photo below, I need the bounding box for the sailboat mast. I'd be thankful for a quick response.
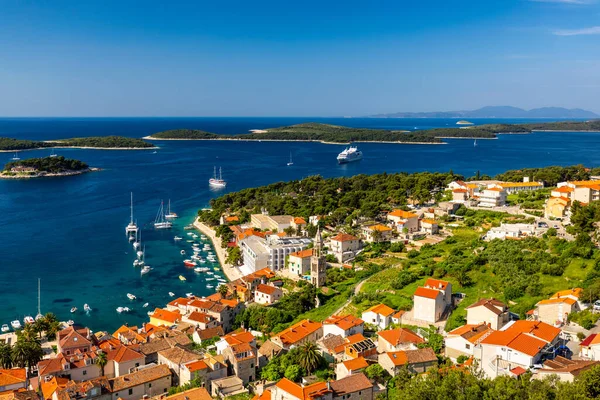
[130,192,134,223]
[37,278,41,316]
[219,167,222,180]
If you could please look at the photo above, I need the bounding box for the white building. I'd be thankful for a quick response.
[466,298,510,330]
[329,233,361,263]
[323,315,364,338]
[485,223,536,241]
[413,279,452,324]
[444,323,493,361]
[240,235,311,272]
[254,284,283,305]
[361,304,395,331]
[479,186,507,208]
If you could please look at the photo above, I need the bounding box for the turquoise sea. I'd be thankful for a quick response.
[1,117,600,332]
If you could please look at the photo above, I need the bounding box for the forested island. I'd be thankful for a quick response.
[1,156,97,178]
[148,120,600,144]
[0,136,155,151]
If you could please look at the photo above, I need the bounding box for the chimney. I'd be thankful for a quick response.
[523,177,530,183]
[327,382,331,391]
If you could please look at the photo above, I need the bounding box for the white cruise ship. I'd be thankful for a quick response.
[336,146,363,164]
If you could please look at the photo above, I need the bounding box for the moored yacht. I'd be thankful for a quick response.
[336,146,363,164]
[127,293,136,300]
[1,324,9,333]
[23,316,35,325]
[209,166,227,187]
[84,304,92,312]
[11,320,21,330]
[125,193,138,236]
[154,200,172,229]
[165,199,178,219]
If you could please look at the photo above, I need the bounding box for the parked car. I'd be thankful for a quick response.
[593,300,600,312]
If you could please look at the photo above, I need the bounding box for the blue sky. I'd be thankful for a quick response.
[1,0,599,116]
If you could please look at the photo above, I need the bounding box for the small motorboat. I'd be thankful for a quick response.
[186,240,194,243]
[184,224,194,230]
[194,267,203,273]
[200,235,207,240]
[127,293,136,300]
[192,234,199,239]
[187,232,194,236]
[206,277,215,281]
[84,304,92,313]
[70,307,78,313]
[180,250,186,255]
[143,302,149,308]
[116,307,124,313]
[174,236,182,241]
[206,271,214,275]
[122,307,130,312]
[186,292,194,297]
[133,259,144,267]
[184,259,197,267]
[206,284,214,289]
[24,316,35,325]
[141,266,151,275]
[1,324,9,333]
[179,275,186,281]
[136,250,143,258]
[67,320,74,326]
[11,320,21,330]
[168,292,175,297]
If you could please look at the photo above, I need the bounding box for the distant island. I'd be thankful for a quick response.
[367,106,599,119]
[0,136,155,151]
[146,120,600,144]
[1,156,97,179]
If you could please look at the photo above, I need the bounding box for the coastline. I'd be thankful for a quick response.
[143,136,447,145]
[193,219,243,282]
[0,146,157,153]
[0,167,100,179]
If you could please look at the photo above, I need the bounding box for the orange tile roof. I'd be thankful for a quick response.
[550,288,583,300]
[414,287,442,300]
[536,297,577,306]
[508,320,561,343]
[40,376,68,400]
[388,209,418,219]
[554,186,574,193]
[187,311,213,324]
[107,346,144,363]
[275,378,330,400]
[275,320,322,346]
[223,330,255,346]
[256,284,280,296]
[294,217,307,224]
[447,324,492,344]
[331,233,359,242]
[365,303,395,317]
[482,321,559,356]
[0,369,26,387]
[425,278,449,290]
[378,328,424,346]
[323,315,364,331]
[421,219,437,225]
[252,390,271,400]
[253,268,276,279]
[452,189,467,193]
[368,224,392,232]
[392,310,405,319]
[166,387,212,400]
[384,348,437,366]
[485,187,503,192]
[151,308,181,324]
[499,182,543,188]
[334,333,367,354]
[342,357,369,371]
[185,360,209,372]
[289,249,314,258]
[219,298,239,308]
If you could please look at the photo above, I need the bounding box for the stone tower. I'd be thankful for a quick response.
[310,227,327,288]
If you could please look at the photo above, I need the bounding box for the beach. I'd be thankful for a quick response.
[193,219,243,281]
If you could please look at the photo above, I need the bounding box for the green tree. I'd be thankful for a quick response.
[284,364,302,382]
[298,342,321,374]
[0,343,13,369]
[95,351,108,376]
[217,284,229,297]
[364,364,389,383]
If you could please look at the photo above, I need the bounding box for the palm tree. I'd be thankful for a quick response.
[95,352,108,377]
[11,341,29,368]
[298,342,321,374]
[43,313,60,341]
[0,343,13,369]
[25,341,43,372]
[217,284,229,297]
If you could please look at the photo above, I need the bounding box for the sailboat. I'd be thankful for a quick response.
[165,199,178,219]
[154,200,172,229]
[474,139,478,147]
[133,229,141,251]
[35,278,43,321]
[11,152,20,161]
[287,152,294,166]
[209,167,227,187]
[49,149,58,158]
[125,193,138,236]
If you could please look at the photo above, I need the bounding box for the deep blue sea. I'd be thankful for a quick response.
[1,117,599,332]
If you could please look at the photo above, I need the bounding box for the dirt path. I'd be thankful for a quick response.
[331,278,368,316]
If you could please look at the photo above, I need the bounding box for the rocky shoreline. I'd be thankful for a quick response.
[0,167,100,179]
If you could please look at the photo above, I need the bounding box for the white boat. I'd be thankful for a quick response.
[123,307,130,312]
[194,267,203,273]
[23,316,35,325]
[179,275,187,281]
[125,192,139,236]
[35,278,43,321]
[11,320,21,330]
[127,293,136,300]
[187,232,194,236]
[184,224,194,230]
[70,307,77,313]
[174,236,182,241]
[116,307,124,313]
[165,199,178,219]
[180,250,186,255]
[200,235,207,240]
[168,292,175,297]
[133,259,144,267]
[206,277,215,281]
[209,166,227,187]
[287,152,294,166]
[133,229,141,251]
[192,234,198,239]
[154,200,173,229]
[143,302,149,308]
[206,271,214,275]
[141,266,151,275]
[84,304,91,312]
[11,152,20,161]
[186,292,194,297]
[49,149,58,158]
[67,320,74,326]
[337,146,363,164]
[474,139,478,147]
[206,284,214,289]
[1,324,9,333]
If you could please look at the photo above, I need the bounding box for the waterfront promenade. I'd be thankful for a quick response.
[193,219,243,281]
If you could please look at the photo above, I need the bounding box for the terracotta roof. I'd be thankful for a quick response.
[58,327,91,350]
[109,364,171,392]
[225,216,239,223]
[323,315,364,331]
[40,376,69,400]
[252,389,272,400]
[138,339,171,356]
[447,324,492,344]
[482,328,551,357]
[466,298,506,315]
[294,217,307,225]
[500,182,543,188]
[425,278,449,290]
[421,219,437,225]
[510,366,527,376]
[414,287,442,300]
[321,334,346,353]
[0,369,26,388]
[341,357,368,372]
[392,310,405,319]
[166,387,212,400]
[256,284,280,296]
[257,339,283,359]
[106,346,144,363]
[195,326,224,341]
[331,233,359,242]
[485,187,503,192]
[187,311,213,324]
[289,249,313,258]
[151,308,181,324]
[388,210,418,219]
[550,288,583,300]
[184,360,209,373]
[329,373,373,396]
[536,297,577,306]
[554,186,574,193]
[384,348,437,366]
[378,328,424,346]
[275,378,330,400]
[275,320,322,346]
[367,224,392,232]
[452,189,467,193]
[580,333,597,347]
[223,330,255,346]
[509,320,561,343]
[158,347,201,366]
[364,303,395,317]
[0,390,39,400]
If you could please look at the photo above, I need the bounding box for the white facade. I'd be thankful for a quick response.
[240,235,311,272]
[413,294,444,324]
[485,223,536,241]
[479,187,507,208]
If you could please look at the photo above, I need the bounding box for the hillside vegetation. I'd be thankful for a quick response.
[3,156,88,173]
[0,136,153,150]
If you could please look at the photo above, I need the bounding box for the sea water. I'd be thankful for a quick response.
[1,117,599,331]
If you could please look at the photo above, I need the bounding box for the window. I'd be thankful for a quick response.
[465,344,470,350]
[250,363,254,368]
[149,384,152,388]
[135,363,140,367]
[83,370,87,376]
[163,389,167,393]
[128,389,133,395]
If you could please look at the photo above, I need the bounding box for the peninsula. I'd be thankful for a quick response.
[0,136,155,151]
[1,156,97,179]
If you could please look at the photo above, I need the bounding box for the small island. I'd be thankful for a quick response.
[1,156,98,179]
[456,120,473,125]
[0,136,155,151]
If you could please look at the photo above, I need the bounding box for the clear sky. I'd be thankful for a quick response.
[1,0,600,116]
